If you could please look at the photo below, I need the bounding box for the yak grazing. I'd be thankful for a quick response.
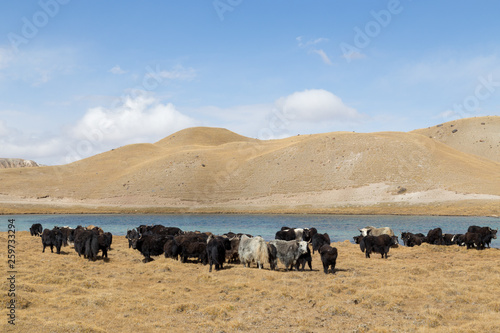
[360,234,398,259]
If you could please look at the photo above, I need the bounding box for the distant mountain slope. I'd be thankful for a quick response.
[0,158,39,168]
[412,116,500,163]
[0,121,498,215]
[155,127,258,148]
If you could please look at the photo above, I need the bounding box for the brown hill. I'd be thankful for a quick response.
[155,127,258,148]
[412,115,500,163]
[0,117,499,215]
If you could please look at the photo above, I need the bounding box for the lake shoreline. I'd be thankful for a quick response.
[3,213,499,247]
[1,197,499,217]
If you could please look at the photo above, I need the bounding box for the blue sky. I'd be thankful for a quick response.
[1,0,499,165]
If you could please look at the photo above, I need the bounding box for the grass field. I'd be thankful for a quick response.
[1,231,499,332]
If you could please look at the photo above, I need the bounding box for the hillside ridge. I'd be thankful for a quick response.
[155,127,258,148]
[411,115,500,163]
[0,116,499,215]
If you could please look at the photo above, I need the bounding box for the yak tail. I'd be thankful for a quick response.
[360,238,366,253]
[85,234,99,260]
[207,234,214,244]
[324,233,331,245]
[257,239,269,265]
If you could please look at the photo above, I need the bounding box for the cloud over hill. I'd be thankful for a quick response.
[274,89,362,123]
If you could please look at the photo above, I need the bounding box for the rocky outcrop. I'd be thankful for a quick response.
[0,158,39,168]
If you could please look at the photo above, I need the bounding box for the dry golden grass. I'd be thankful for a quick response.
[2,231,500,332]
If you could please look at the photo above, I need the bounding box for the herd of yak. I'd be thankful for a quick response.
[398,226,498,249]
[352,225,498,259]
[29,223,113,261]
[29,222,497,274]
[124,225,338,274]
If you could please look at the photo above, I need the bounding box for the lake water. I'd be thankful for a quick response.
[3,214,499,247]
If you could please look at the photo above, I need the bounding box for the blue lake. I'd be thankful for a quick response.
[2,214,499,247]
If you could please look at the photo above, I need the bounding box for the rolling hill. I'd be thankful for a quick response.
[0,117,499,215]
[412,116,500,163]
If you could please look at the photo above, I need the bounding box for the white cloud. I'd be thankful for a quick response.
[0,93,200,165]
[189,89,365,140]
[297,36,332,65]
[311,49,332,65]
[341,51,366,61]
[71,94,198,144]
[66,92,199,162]
[297,36,329,48]
[274,89,362,123]
[1,89,363,165]
[149,65,196,81]
[0,132,65,164]
[109,65,126,74]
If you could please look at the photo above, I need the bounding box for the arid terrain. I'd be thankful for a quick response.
[1,231,499,332]
[0,116,499,216]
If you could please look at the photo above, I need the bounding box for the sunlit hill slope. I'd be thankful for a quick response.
[0,116,499,215]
